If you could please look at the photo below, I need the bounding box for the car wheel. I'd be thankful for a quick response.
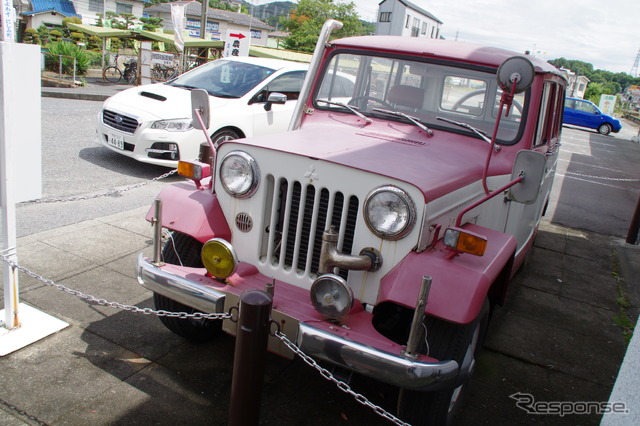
[598,123,612,135]
[397,299,490,425]
[211,129,240,147]
[154,231,221,342]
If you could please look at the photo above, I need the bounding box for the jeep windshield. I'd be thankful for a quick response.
[170,59,276,99]
[314,52,527,144]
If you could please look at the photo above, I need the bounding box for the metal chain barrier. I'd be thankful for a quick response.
[19,169,178,204]
[0,254,230,321]
[275,330,411,426]
[559,170,640,182]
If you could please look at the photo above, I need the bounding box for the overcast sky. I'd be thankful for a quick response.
[252,0,640,75]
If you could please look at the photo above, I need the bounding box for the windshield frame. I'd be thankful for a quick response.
[312,49,530,146]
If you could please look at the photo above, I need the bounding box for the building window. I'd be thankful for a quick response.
[89,0,104,12]
[421,22,427,35]
[379,12,391,22]
[116,2,132,14]
[405,14,410,28]
[411,17,420,37]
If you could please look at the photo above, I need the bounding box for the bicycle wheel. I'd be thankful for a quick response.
[124,69,137,85]
[104,66,122,83]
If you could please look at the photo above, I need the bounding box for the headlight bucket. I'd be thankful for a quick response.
[364,185,416,240]
[201,238,238,280]
[219,151,260,198]
[310,274,354,319]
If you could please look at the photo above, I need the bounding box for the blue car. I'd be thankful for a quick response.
[563,97,621,135]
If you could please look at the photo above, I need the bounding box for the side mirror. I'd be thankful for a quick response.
[496,56,535,94]
[264,92,287,111]
[191,89,210,130]
[508,150,546,204]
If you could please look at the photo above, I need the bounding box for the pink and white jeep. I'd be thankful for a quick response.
[137,21,566,424]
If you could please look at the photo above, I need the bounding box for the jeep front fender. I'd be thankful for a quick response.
[378,224,516,325]
[145,181,231,243]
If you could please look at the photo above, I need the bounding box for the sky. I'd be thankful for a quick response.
[251,0,640,75]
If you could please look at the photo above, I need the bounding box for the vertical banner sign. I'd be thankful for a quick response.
[1,0,16,42]
[224,30,249,58]
[171,3,186,51]
[598,94,616,116]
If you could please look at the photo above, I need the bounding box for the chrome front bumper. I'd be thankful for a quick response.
[136,254,459,391]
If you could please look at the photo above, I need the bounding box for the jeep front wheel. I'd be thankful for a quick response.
[154,231,221,342]
[397,299,490,425]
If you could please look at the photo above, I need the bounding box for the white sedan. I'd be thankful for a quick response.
[96,56,308,167]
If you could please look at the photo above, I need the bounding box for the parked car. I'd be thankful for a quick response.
[96,56,309,167]
[136,20,566,425]
[563,97,621,135]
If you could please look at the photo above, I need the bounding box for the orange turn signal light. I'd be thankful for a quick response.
[443,227,487,256]
[178,160,211,180]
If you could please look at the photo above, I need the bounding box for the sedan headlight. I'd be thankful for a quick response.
[219,151,260,198]
[364,185,416,240]
[151,118,193,132]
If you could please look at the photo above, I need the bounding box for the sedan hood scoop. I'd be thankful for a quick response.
[139,91,167,102]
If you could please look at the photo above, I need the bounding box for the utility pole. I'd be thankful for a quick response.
[200,0,208,39]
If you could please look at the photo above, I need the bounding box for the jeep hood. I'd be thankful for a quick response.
[233,123,515,202]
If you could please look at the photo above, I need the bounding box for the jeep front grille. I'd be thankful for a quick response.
[262,176,358,280]
[102,109,139,134]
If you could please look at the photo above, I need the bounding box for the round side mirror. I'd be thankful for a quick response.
[496,56,535,94]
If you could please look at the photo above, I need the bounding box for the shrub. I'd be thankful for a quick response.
[45,41,93,75]
[49,30,63,42]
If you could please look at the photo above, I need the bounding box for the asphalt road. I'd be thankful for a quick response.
[547,122,640,238]
[15,98,182,237]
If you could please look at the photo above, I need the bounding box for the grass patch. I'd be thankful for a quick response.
[611,251,635,344]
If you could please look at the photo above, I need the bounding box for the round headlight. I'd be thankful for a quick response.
[310,275,353,319]
[219,151,259,198]
[201,238,238,280]
[364,186,416,240]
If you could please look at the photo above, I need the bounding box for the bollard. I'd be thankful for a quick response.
[626,193,640,245]
[228,290,273,426]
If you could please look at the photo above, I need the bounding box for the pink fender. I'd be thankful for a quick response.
[145,180,231,243]
[378,224,516,325]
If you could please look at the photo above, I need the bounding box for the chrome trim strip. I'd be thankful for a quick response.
[136,254,225,314]
[297,322,459,391]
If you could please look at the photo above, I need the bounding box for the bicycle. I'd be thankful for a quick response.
[151,63,178,82]
[103,54,138,84]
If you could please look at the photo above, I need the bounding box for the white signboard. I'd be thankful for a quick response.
[224,30,249,58]
[598,94,616,115]
[1,0,16,41]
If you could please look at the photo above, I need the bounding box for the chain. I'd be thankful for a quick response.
[0,396,49,425]
[275,331,411,426]
[20,169,178,204]
[0,254,230,320]
[559,170,640,182]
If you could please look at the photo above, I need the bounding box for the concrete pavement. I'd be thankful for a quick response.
[0,80,637,425]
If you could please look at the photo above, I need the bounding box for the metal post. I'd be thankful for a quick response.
[152,199,163,265]
[403,276,432,359]
[626,194,640,244]
[228,290,273,426]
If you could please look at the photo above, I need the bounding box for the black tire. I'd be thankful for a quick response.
[104,66,122,83]
[211,129,240,147]
[397,299,490,426]
[154,231,221,342]
[598,123,612,135]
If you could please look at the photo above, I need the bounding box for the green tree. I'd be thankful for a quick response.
[140,16,163,31]
[281,0,367,52]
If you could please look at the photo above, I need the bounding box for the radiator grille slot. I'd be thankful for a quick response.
[264,177,359,280]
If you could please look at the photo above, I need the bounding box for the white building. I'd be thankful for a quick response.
[559,68,590,99]
[19,0,146,29]
[375,0,442,39]
[143,1,272,48]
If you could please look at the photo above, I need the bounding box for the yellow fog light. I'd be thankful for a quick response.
[201,238,238,279]
[443,227,487,256]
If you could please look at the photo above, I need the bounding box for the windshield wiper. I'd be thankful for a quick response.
[436,116,500,151]
[317,100,372,124]
[372,108,433,137]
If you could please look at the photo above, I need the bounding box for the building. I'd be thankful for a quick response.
[143,1,272,48]
[17,0,146,30]
[375,0,442,39]
[559,68,590,99]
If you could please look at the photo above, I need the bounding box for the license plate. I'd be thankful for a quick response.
[107,132,124,150]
